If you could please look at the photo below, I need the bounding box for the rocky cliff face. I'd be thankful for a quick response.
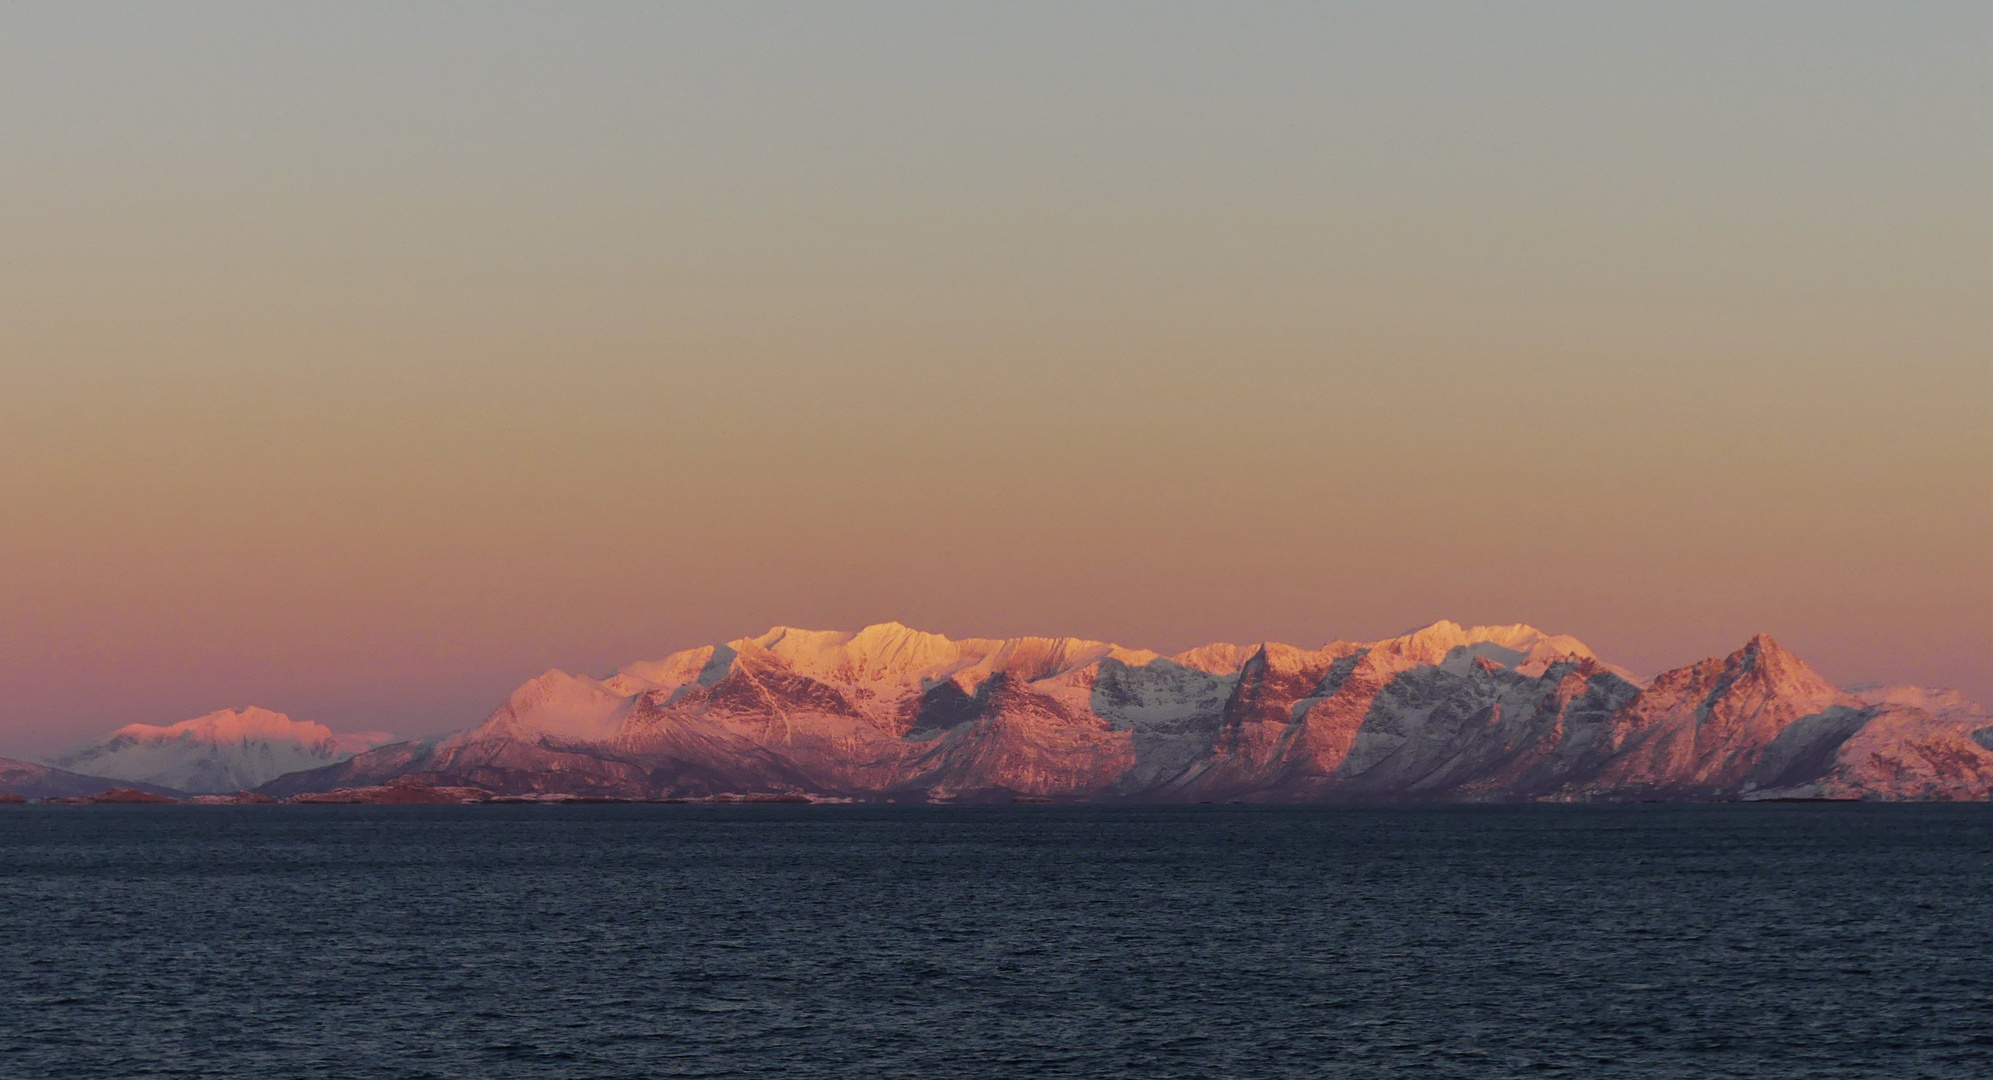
[254,621,1993,803]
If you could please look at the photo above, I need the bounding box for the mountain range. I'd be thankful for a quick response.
[231,620,1992,804]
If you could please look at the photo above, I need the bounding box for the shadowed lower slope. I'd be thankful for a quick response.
[0,758,185,800]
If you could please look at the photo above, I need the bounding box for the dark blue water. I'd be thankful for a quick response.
[2,804,1988,1079]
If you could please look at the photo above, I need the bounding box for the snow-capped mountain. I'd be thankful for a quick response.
[47,707,397,794]
[252,621,1993,802]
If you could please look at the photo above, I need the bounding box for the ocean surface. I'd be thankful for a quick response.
[1,804,1988,1079]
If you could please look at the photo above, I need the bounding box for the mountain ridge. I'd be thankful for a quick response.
[0,757,186,800]
[244,621,1992,803]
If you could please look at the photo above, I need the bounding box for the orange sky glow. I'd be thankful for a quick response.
[0,2,1986,755]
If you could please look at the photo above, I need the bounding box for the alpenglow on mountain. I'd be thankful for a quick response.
[47,707,397,794]
[257,621,1993,803]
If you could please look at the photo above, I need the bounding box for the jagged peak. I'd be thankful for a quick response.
[1726,634,1852,708]
[1625,633,1847,719]
[1729,633,1810,677]
[1741,631,1784,656]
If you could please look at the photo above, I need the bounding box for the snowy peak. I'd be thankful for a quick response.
[960,636,1157,692]
[441,661,684,755]
[608,645,720,697]
[483,670,633,742]
[110,706,284,743]
[1372,620,1477,665]
[745,622,970,687]
[102,706,390,756]
[1360,621,1607,675]
[1169,642,1257,676]
[1720,634,1846,712]
[46,708,398,794]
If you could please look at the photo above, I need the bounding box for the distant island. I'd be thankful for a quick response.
[7,622,1990,804]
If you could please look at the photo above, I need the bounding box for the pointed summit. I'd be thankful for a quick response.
[1739,632,1784,662]
[1562,633,1857,796]
[1725,633,1839,701]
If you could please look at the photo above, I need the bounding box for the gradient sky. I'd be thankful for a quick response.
[1,1,1987,756]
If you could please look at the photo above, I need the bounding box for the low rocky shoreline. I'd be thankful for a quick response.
[2,778,822,806]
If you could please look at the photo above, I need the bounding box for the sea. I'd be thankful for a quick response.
[1,803,1987,1079]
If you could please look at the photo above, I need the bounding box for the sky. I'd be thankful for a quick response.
[0,1,1987,755]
